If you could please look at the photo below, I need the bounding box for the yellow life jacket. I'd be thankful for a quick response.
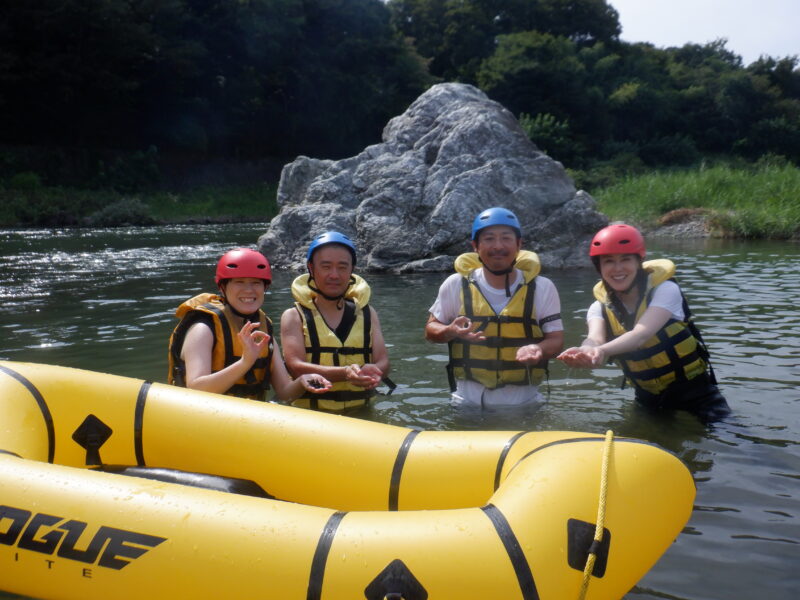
[289,274,375,411]
[593,259,708,396]
[447,250,549,390]
[168,293,273,400]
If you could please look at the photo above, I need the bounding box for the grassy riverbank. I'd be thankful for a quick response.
[592,159,800,238]
[2,160,798,238]
[0,179,278,227]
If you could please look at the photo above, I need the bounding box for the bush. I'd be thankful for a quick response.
[519,112,582,163]
[568,164,619,192]
[734,118,800,163]
[753,153,792,169]
[93,146,160,193]
[639,135,700,167]
[84,198,156,227]
[7,171,43,191]
[568,153,645,193]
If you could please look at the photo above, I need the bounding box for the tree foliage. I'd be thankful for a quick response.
[0,0,433,164]
[389,0,619,81]
[393,0,799,167]
[0,0,798,189]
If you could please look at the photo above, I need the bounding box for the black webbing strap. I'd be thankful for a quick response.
[678,284,717,384]
[203,302,235,368]
[362,304,373,364]
[301,305,322,365]
[522,278,536,340]
[461,278,474,382]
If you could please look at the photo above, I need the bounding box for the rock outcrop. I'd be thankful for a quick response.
[258,83,607,271]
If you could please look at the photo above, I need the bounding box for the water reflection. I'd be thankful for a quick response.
[0,227,798,600]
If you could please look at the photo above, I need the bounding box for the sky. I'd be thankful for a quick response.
[608,0,800,65]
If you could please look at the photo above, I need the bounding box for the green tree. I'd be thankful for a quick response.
[284,0,433,157]
[519,112,583,161]
[531,0,620,44]
[477,31,586,116]
[0,0,433,170]
[388,0,621,81]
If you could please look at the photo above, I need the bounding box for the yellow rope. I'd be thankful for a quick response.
[577,430,614,600]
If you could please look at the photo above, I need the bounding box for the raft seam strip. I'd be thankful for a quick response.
[481,504,539,600]
[389,429,420,511]
[494,431,527,491]
[306,511,347,600]
[0,364,55,463]
[134,381,152,466]
[509,436,655,476]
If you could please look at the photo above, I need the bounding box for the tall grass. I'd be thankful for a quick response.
[594,162,800,238]
[145,182,279,223]
[0,181,278,227]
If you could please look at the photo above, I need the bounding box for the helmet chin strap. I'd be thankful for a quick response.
[219,286,260,321]
[228,304,260,321]
[307,270,355,310]
[479,258,517,297]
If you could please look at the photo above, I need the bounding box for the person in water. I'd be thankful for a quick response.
[558,223,731,422]
[425,207,564,408]
[280,231,391,411]
[168,248,331,401]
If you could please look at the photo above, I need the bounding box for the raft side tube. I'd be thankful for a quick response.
[0,362,146,468]
[139,381,414,510]
[489,437,696,600]
[0,455,331,600]
[0,363,53,462]
[397,431,530,510]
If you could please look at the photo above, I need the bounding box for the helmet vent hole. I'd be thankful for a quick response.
[227,263,238,268]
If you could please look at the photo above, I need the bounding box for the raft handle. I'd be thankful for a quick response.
[364,559,427,600]
[72,414,113,466]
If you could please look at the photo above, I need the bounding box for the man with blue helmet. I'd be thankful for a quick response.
[281,231,392,411]
[425,207,564,407]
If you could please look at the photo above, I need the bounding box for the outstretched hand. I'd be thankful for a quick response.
[557,346,605,368]
[516,344,543,364]
[345,363,382,389]
[299,374,332,394]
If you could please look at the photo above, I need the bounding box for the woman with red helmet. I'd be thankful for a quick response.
[558,224,730,422]
[168,248,331,401]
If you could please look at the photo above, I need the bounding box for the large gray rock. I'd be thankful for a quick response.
[258,83,606,271]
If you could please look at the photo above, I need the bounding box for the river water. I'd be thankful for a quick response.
[1,223,798,600]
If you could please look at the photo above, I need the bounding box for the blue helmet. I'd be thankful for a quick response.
[471,207,521,241]
[306,231,357,265]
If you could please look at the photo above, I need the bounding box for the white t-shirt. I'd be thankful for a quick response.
[587,280,685,323]
[429,268,563,407]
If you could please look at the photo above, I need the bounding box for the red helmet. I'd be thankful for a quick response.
[589,224,645,258]
[215,248,272,284]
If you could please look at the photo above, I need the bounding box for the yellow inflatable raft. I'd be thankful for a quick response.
[0,361,695,600]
